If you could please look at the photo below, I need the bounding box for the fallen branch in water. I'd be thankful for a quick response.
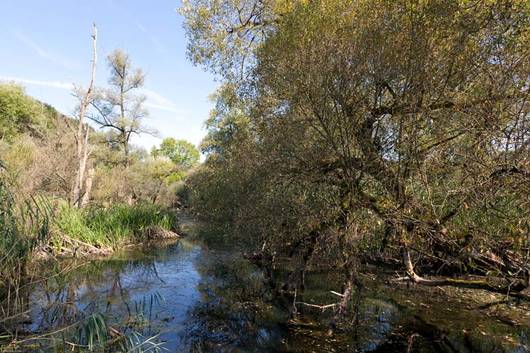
[330,290,345,297]
[402,247,530,301]
[295,301,337,312]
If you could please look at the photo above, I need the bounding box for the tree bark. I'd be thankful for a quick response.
[80,168,94,207]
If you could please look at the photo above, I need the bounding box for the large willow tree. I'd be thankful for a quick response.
[183,0,530,299]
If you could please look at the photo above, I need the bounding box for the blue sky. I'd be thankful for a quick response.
[0,0,218,150]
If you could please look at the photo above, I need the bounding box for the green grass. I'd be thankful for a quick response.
[55,203,178,248]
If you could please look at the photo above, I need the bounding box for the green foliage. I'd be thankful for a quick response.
[0,170,50,294]
[92,157,184,207]
[184,0,530,286]
[152,137,200,169]
[76,313,109,351]
[178,0,276,79]
[0,43,187,352]
[0,84,57,141]
[16,311,165,352]
[1,64,180,213]
[201,83,251,155]
[54,205,102,245]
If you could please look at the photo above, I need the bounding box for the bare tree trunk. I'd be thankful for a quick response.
[72,24,97,207]
[80,168,95,207]
[75,123,91,203]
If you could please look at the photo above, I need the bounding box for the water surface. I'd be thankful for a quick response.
[15,239,530,352]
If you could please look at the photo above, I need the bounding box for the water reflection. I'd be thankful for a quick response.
[188,252,529,353]
[5,240,529,352]
[20,240,201,351]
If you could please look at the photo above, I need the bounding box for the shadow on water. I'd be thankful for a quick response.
[183,245,529,353]
[2,239,528,352]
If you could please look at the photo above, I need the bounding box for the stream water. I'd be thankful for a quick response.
[10,239,530,352]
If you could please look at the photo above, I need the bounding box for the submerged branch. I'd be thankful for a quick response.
[402,248,530,300]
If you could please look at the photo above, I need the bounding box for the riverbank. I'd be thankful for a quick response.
[0,201,182,331]
[35,204,181,260]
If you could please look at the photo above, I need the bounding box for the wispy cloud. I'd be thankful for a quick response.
[13,31,78,70]
[135,22,148,33]
[133,22,167,54]
[0,76,73,90]
[0,76,186,115]
[141,88,186,114]
[0,75,184,115]
[150,36,167,54]
[13,32,51,60]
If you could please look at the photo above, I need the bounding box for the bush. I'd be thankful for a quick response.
[0,84,54,141]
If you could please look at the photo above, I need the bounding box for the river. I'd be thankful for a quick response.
[7,238,530,352]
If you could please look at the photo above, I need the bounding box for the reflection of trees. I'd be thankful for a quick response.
[15,241,183,340]
[335,283,527,353]
[185,250,287,351]
[7,240,527,353]
[188,249,528,353]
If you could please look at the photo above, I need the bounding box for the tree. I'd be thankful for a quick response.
[179,0,277,81]
[152,138,199,169]
[71,24,97,207]
[90,49,154,166]
[184,0,530,302]
[254,0,529,291]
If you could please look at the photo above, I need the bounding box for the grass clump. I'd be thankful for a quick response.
[55,203,178,248]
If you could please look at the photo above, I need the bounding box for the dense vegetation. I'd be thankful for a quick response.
[182,0,530,314]
[1,0,529,350]
[0,69,197,257]
[0,40,198,349]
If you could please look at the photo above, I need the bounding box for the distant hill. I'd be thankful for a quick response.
[0,83,70,141]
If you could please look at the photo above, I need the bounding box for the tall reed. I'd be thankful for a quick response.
[0,168,51,339]
[55,203,178,248]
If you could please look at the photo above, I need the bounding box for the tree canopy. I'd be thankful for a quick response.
[152,137,200,169]
[184,0,530,298]
[90,49,155,163]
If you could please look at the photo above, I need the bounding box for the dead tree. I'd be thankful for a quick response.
[71,24,97,207]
